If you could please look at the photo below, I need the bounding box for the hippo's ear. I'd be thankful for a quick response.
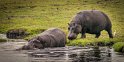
[68,23,70,26]
[37,36,41,41]
[37,36,45,43]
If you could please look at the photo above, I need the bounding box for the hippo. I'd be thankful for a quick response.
[68,10,113,40]
[19,28,66,50]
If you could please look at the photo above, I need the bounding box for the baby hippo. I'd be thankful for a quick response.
[20,28,66,50]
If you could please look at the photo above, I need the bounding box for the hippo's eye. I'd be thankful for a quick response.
[68,27,70,30]
[72,28,74,30]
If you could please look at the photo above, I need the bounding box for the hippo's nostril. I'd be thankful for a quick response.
[68,36,71,39]
[68,36,75,40]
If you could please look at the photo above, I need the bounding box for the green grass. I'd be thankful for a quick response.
[0,0,124,45]
[67,37,123,46]
[113,42,124,52]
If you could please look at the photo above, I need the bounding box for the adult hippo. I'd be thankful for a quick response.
[68,10,113,40]
[19,28,66,50]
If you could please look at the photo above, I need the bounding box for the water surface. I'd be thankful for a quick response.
[0,35,124,62]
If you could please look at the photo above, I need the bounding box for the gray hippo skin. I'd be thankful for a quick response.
[68,10,113,40]
[20,28,66,50]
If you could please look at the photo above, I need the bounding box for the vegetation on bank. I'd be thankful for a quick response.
[113,42,124,52]
[0,0,124,48]
[67,37,122,46]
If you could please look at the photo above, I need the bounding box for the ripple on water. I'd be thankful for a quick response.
[26,46,111,62]
[0,42,124,62]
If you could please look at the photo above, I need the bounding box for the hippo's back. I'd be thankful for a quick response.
[44,28,65,36]
[39,28,66,41]
[78,10,111,33]
[41,28,66,47]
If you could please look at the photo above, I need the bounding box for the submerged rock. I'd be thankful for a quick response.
[6,29,28,39]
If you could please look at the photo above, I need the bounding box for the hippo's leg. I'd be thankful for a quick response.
[81,28,86,38]
[81,34,86,38]
[95,32,101,38]
[106,29,113,38]
[81,31,86,38]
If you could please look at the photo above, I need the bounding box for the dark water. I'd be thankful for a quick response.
[0,34,124,62]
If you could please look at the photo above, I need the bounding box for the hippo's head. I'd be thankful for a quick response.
[21,39,44,50]
[68,23,82,40]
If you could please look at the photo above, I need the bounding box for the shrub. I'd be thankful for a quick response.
[113,42,124,52]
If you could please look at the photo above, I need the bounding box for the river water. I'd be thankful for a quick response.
[0,34,124,62]
[0,41,123,62]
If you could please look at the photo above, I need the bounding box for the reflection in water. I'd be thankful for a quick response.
[27,46,111,62]
[0,41,113,62]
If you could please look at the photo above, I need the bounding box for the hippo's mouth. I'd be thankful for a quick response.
[68,37,76,40]
[68,36,77,40]
[33,44,44,49]
[68,33,78,40]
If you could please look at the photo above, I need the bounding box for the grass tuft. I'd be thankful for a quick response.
[113,42,124,52]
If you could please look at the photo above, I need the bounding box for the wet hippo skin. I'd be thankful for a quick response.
[20,28,66,50]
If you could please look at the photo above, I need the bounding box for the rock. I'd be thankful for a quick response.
[121,46,124,53]
[6,28,28,39]
[96,42,105,46]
